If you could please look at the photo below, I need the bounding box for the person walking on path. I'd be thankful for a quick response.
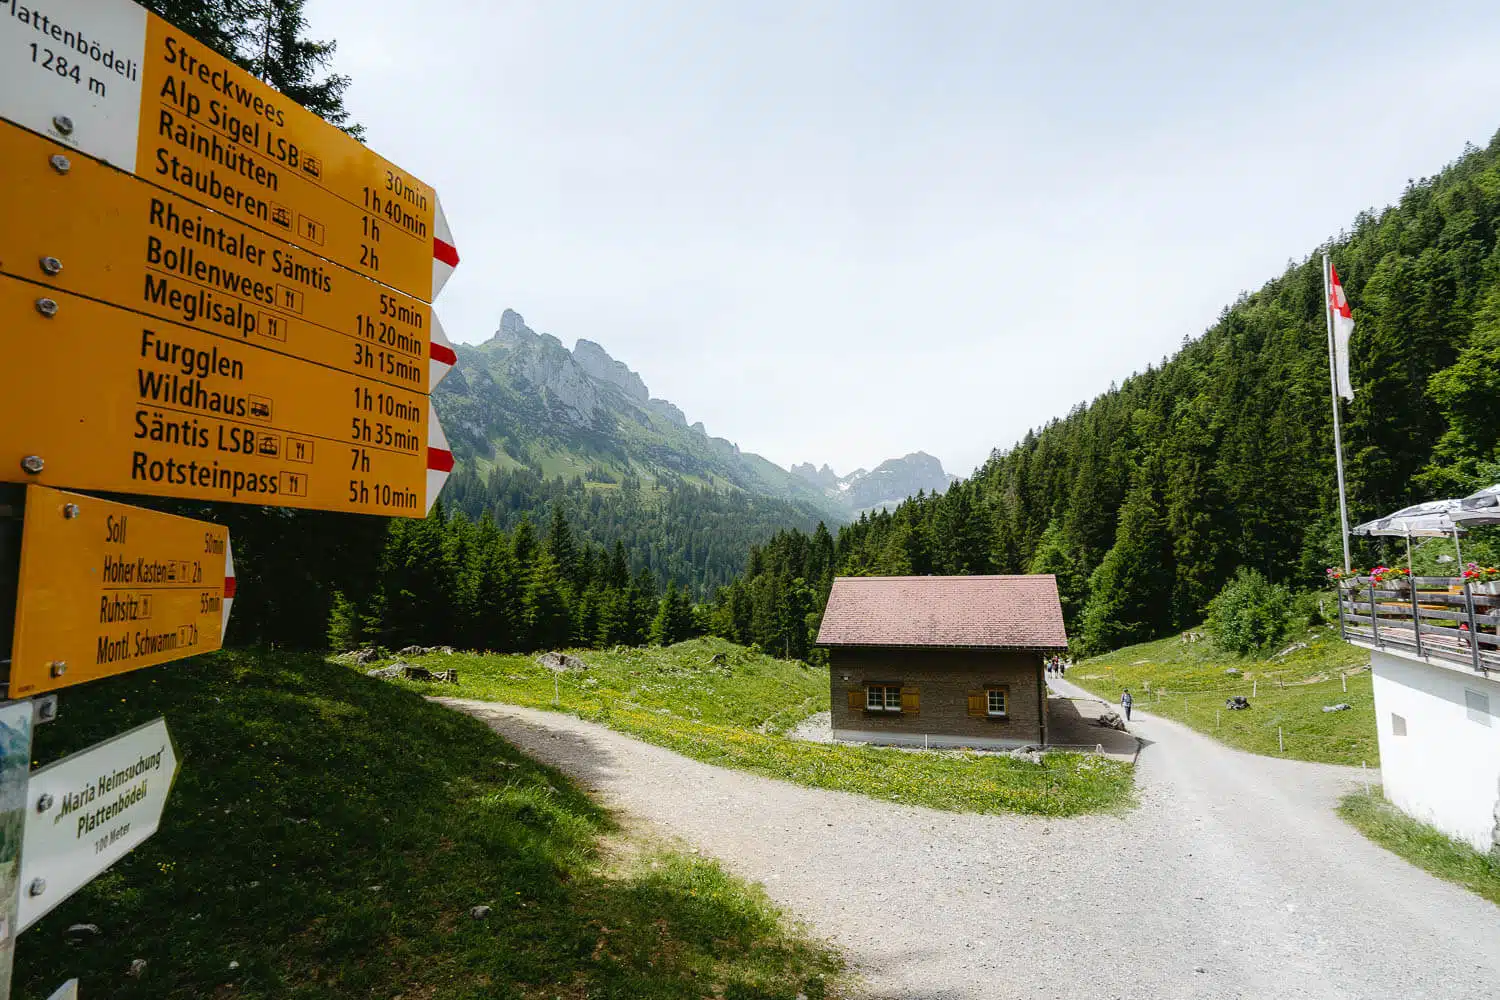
[1120,688,1133,722]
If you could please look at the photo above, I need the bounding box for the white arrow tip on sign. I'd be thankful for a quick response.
[426,403,453,513]
[431,195,458,298]
[46,979,79,1000]
[429,312,456,388]
[222,535,236,637]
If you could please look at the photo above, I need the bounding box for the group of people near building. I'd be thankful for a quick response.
[1044,656,1070,677]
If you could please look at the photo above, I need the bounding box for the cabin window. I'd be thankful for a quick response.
[987,688,1008,717]
[866,685,902,712]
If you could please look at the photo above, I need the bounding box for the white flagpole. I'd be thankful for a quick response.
[1323,251,1353,573]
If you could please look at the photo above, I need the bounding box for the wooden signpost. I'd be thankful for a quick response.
[0,0,461,991]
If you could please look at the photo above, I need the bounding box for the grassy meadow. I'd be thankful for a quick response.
[1068,623,1377,766]
[17,650,843,999]
[385,637,1135,817]
[1340,790,1500,906]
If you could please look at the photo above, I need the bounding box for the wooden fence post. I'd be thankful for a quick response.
[1409,580,1424,658]
[1465,581,1482,672]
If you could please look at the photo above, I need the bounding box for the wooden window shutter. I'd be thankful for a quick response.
[967,691,986,717]
[847,689,864,711]
[901,687,920,714]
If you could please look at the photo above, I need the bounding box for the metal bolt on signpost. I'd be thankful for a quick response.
[47,153,70,174]
[38,256,62,276]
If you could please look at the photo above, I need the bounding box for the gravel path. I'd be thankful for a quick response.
[439,686,1500,1000]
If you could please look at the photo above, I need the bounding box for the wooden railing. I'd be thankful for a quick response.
[1338,575,1500,672]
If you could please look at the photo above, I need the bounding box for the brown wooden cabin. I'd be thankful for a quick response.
[816,575,1068,749]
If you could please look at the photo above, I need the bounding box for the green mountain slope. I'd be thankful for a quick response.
[435,310,840,516]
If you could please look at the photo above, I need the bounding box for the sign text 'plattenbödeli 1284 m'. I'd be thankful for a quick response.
[0,277,454,516]
[0,120,456,395]
[8,485,235,697]
[0,0,458,303]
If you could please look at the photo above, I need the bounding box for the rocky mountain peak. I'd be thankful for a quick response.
[792,452,956,515]
[790,463,840,490]
[495,308,531,344]
[573,339,650,403]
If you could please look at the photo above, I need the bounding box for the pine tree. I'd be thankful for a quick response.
[1027,521,1087,632]
[244,0,364,137]
[472,518,522,651]
[326,590,361,652]
[511,515,537,569]
[546,505,579,586]
[650,582,697,645]
[1077,462,1174,654]
[524,551,572,651]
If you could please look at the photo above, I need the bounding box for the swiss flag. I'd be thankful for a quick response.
[1328,263,1355,400]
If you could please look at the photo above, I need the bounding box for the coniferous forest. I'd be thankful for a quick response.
[440,465,825,597]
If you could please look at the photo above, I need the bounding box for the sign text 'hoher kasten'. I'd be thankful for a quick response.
[8,485,234,697]
[0,0,458,302]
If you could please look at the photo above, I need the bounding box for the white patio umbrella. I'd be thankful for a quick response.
[1452,484,1500,527]
[1351,499,1467,571]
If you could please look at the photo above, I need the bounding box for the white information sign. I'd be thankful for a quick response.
[18,717,179,932]
[0,0,147,167]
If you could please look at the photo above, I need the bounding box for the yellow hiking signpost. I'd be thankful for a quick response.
[0,278,449,517]
[8,486,234,699]
[0,122,454,394]
[0,0,461,992]
[0,0,459,303]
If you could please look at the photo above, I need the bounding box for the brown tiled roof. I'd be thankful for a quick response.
[815,575,1067,649]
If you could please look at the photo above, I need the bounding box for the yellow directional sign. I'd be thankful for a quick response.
[0,0,458,302]
[0,121,449,394]
[8,486,231,697]
[137,13,452,302]
[0,277,451,517]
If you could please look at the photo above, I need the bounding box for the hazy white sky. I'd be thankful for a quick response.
[310,0,1500,478]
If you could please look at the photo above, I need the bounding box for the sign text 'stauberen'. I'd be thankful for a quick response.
[0,121,450,394]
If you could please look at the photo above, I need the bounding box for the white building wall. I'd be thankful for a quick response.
[1370,650,1500,851]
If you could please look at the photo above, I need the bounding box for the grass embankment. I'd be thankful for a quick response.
[1069,624,1375,766]
[1340,790,1500,906]
[18,650,843,999]
[386,638,1134,817]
